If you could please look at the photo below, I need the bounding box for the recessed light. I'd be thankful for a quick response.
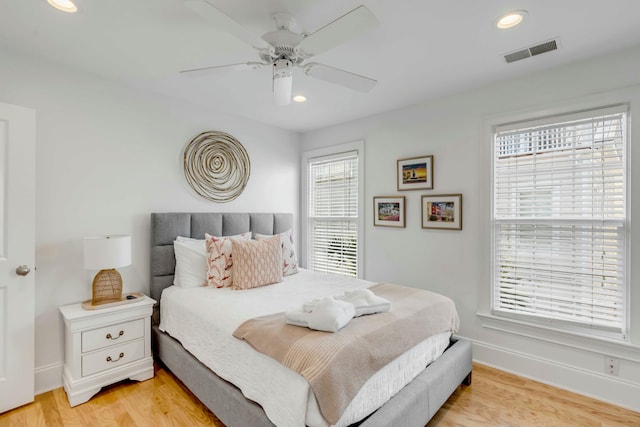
[293,95,307,103]
[496,10,527,29]
[47,0,78,13]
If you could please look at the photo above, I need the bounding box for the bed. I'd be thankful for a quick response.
[150,212,472,427]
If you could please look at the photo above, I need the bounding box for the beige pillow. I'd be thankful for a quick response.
[231,235,283,290]
[255,229,298,276]
[205,232,251,288]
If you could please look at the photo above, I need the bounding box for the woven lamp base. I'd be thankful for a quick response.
[91,268,123,306]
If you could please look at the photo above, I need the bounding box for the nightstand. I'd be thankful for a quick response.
[59,294,156,406]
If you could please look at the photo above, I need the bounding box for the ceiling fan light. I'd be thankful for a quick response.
[274,75,292,106]
[273,58,293,106]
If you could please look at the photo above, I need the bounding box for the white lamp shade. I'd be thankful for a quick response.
[83,235,132,270]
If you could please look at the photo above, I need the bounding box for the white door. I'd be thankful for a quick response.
[0,102,36,413]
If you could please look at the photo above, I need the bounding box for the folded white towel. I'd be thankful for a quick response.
[302,297,323,313]
[285,297,355,333]
[335,288,391,317]
[302,288,391,318]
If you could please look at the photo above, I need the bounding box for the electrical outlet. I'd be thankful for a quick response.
[604,356,619,376]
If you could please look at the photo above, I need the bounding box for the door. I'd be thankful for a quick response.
[0,102,36,413]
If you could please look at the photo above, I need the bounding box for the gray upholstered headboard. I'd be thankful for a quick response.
[150,212,293,304]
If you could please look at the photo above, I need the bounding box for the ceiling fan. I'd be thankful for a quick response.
[181,0,379,105]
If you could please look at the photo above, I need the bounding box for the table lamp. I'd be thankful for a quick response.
[83,235,131,306]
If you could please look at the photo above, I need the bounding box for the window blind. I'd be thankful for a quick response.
[308,151,359,277]
[493,106,627,337]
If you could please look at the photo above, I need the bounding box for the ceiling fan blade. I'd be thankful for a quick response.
[184,0,269,50]
[298,5,378,57]
[180,62,265,77]
[304,63,376,92]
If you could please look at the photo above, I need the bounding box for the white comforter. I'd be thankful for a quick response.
[159,269,450,427]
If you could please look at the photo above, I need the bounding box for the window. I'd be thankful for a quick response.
[492,105,628,339]
[305,145,362,278]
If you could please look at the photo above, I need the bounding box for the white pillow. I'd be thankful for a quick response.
[173,237,206,288]
[255,229,298,276]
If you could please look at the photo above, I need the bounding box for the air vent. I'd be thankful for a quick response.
[504,49,530,63]
[504,39,558,63]
[529,40,557,56]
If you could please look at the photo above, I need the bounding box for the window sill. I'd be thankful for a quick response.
[477,312,640,363]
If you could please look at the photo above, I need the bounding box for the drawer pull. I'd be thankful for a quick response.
[106,330,124,340]
[106,352,125,363]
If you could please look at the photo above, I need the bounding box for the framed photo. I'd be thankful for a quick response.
[397,155,433,191]
[373,196,406,228]
[421,194,462,230]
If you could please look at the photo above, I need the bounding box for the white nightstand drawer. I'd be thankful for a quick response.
[81,319,144,353]
[82,339,144,377]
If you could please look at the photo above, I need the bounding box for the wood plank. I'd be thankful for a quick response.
[1,363,638,427]
[427,363,640,427]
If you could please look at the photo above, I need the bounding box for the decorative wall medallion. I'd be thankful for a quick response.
[183,131,251,203]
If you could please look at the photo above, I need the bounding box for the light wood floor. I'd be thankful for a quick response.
[1,363,638,427]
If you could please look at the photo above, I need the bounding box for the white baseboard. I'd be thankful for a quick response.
[470,338,640,413]
[35,362,63,395]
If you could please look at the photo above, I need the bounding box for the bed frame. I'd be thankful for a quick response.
[150,212,472,427]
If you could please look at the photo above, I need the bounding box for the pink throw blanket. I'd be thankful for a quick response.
[232,283,460,424]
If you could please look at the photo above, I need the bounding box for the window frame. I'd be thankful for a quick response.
[479,98,633,348]
[301,141,365,278]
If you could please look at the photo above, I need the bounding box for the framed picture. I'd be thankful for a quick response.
[373,196,406,228]
[421,194,462,230]
[397,155,433,191]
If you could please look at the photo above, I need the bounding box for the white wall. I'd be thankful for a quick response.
[302,45,640,411]
[0,47,301,393]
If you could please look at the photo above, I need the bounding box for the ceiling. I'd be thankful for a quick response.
[2,0,640,132]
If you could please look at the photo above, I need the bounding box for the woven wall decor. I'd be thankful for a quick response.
[183,130,251,203]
